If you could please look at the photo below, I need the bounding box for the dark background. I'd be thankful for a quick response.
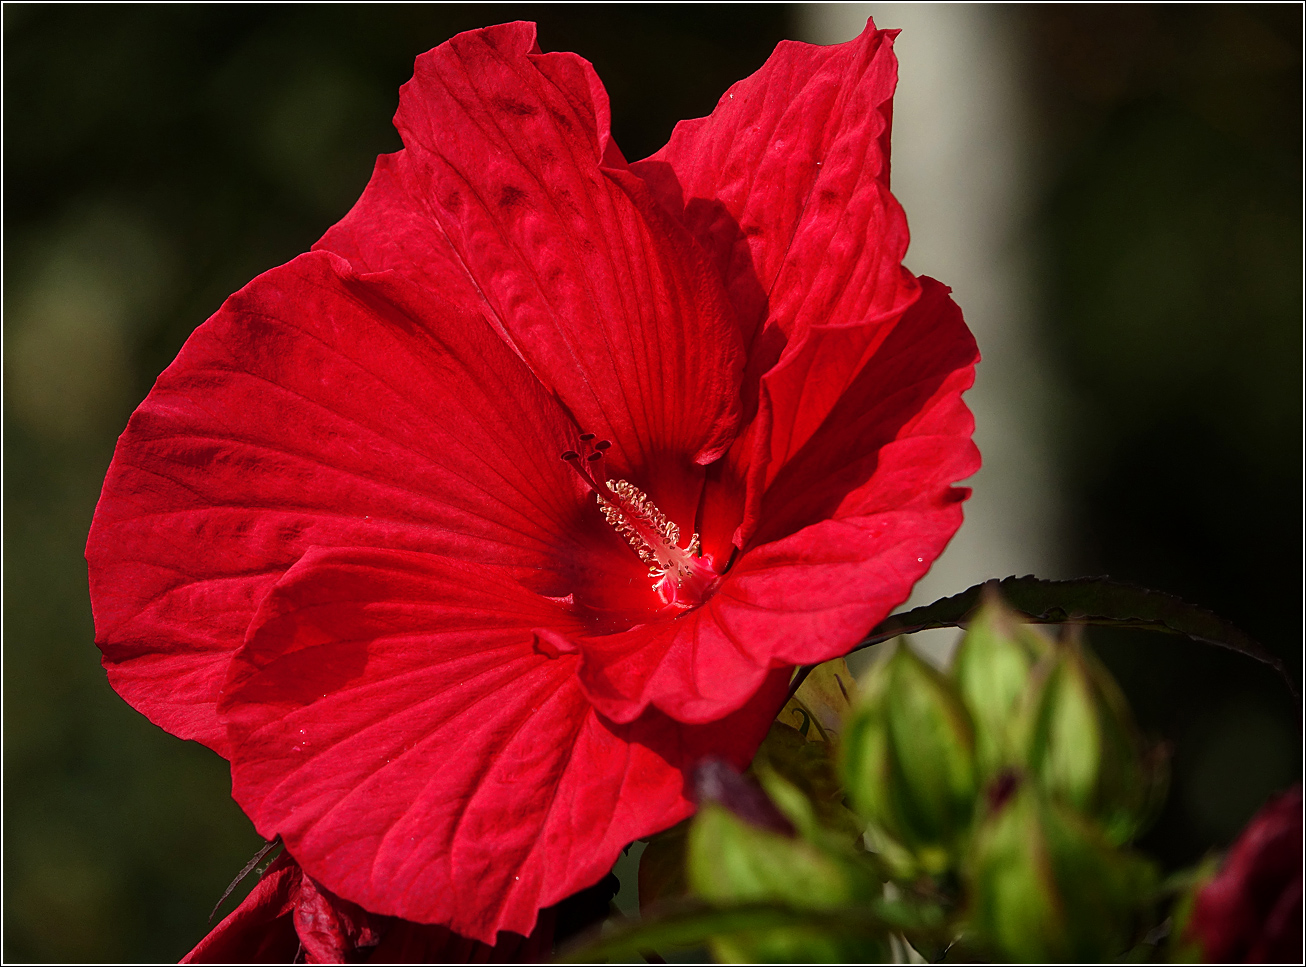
[4,4,1300,961]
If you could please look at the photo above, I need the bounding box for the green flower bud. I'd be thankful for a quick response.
[1022,635,1167,844]
[840,654,893,823]
[838,675,918,877]
[687,802,879,909]
[687,775,886,963]
[842,643,977,873]
[952,589,1050,777]
[964,778,1158,962]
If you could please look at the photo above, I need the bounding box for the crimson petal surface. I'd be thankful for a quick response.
[316,21,744,526]
[221,545,783,941]
[88,252,592,753]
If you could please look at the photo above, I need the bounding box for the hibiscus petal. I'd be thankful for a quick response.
[315,21,744,519]
[632,18,906,358]
[566,279,978,724]
[221,546,782,942]
[293,872,387,964]
[88,251,593,753]
[633,19,920,548]
[181,852,300,964]
[753,276,981,544]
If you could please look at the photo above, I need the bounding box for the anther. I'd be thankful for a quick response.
[594,440,612,451]
[560,450,580,461]
[586,452,603,462]
[579,433,596,442]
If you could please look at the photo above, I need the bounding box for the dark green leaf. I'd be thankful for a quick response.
[853,576,1291,691]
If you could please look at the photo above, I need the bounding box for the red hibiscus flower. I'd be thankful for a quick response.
[1185,784,1303,963]
[87,19,978,943]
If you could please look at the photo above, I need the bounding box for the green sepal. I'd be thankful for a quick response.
[686,802,887,963]
[952,591,1050,777]
[964,781,1159,962]
[687,802,880,909]
[1022,636,1168,844]
[842,644,977,871]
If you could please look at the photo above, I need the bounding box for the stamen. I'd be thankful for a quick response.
[595,479,712,608]
[558,435,718,609]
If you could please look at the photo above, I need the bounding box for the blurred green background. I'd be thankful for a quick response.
[3,4,1299,961]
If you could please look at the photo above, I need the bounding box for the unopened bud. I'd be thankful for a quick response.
[965,780,1157,962]
[1022,635,1166,844]
[842,644,977,873]
[952,588,1049,777]
[687,761,885,962]
[1178,784,1303,963]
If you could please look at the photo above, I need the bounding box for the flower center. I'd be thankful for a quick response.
[561,436,718,609]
